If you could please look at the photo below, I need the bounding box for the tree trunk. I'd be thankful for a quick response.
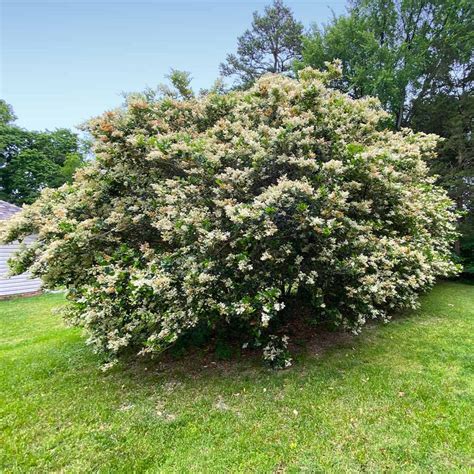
[395,102,404,130]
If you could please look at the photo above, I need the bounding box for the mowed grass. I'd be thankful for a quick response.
[0,282,473,472]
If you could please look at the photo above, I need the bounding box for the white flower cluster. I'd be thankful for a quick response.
[0,64,460,366]
[263,335,292,369]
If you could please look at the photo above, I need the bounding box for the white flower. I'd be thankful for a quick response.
[260,251,272,261]
[274,302,285,312]
[261,312,271,327]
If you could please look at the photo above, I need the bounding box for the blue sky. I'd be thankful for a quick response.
[1,0,346,131]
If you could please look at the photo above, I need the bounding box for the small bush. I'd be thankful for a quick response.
[1,64,459,367]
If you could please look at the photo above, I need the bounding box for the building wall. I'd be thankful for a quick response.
[0,238,42,297]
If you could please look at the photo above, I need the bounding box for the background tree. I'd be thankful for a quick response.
[0,99,17,125]
[220,0,304,88]
[0,102,87,204]
[298,0,473,129]
[298,0,473,272]
[410,65,474,267]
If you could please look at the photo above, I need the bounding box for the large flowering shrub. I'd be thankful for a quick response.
[1,65,459,367]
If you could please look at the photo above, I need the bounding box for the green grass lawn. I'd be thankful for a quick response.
[1,282,473,472]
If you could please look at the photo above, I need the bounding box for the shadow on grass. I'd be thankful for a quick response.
[29,280,470,389]
[113,314,392,385]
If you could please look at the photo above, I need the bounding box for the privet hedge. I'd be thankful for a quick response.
[1,65,459,367]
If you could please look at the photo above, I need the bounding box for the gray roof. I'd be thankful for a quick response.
[0,200,22,221]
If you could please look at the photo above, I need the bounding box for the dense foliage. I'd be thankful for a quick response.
[296,0,473,272]
[411,77,474,271]
[0,102,86,204]
[298,0,473,129]
[1,66,460,367]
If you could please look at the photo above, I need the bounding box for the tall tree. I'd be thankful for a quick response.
[0,102,86,204]
[410,65,474,264]
[299,0,473,129]
[298,0,474,271]
[220,0,304,88]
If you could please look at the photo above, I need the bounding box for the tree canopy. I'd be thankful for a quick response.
[0,99,17,125]
[297,0,473,271]
[299,0,473,129]
[220,0,304,88]
[0,103,87,204]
